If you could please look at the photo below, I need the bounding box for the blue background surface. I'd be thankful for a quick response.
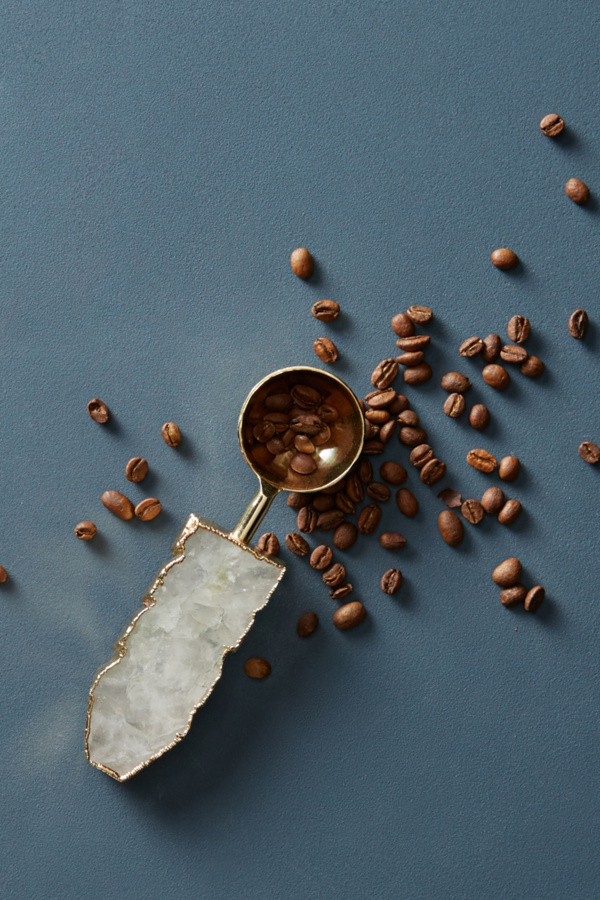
[1,2,599,897]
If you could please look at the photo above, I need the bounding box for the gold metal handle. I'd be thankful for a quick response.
[229,479,281,545]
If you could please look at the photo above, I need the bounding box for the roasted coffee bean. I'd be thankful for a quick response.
[290,247,313,278]
[322,478,345,495]
[500,584,528,606]
[395,335,431,352]
[265,393,293,412]
[290,413,322,435]
[397,410,420,427]
[569,309,589,340]
[358,458,373,483]
[371,359,399,390]
[346,472,365,503]
[335,492,356,515]
[323,562,346,587]
[540,113,564,136]
[162,421,182,447]
[380,461,407,485]
[520,355,545,379]
[333,601,366,630]
[403,363,433,386]
[459,336,484,358]
[135,498,162,521]
[285,532,310,556]
[365,420,379,439]
[388,394,410,415]
[101,490,135,520]
[333,522,358,551]
[297,611,319,637]
[365,408,390,424]
[444,393,466,418]
[125,457,149,483]
[74,521,97,541]
[363,440,385,454]
[317,509,345,530]
[399,426,428,447]
[0,566,8,583]
[294,435,315,454]
[525,586,545,612]
[579,441,600,464]
[507,315,531,344]
[406,304,433,325]
[500,344,528,364]
[437,488,462,509]
[87,398,110,423]
[491,248,519,270]
[256,533,280,558]
[410,444,433,468]
[291,385,321,408]
[263,412,290,432]
[318,403,339,422]
[466,448,497,473]
[366,482,391,502]
[482,333,502,363]
[253,421,276,443]
[461,499,484,524]
[379,420,397,443]
[492,557,522,587]
[441,371,472,393]
[381,568,403,595]
[290,453,317,475]
[330,583,353,600]
[420,458,446,485]
[358,503,382,534]
[313,336,339,364]
[438,510,464,546]
[365,388,396,409]
[498,499,522,525]
[380,532,407,550]
[311,299,340,321]
[565,178,590,204]
[245,657,271,679]
[281,429,296,448]
[391,312,416,337]
[396,350,425,367]
[499,455,521,482]
[469,404,490,431]
[314,424,331,447]
[287,492,310,509]
[481,486,505,515]
[482,364,511,390]
[297,507,317,533]
[396,488,419,517]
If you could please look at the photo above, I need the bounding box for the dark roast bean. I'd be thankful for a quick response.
[363,440,385,454]
[335,492,356,515]
[391,313,416,337]
[437,488,462,509]
[568,309,589,340]
[330,583,353,599]
[245,657,271,678]
[380,532,407,550]
[333,522,358,551]
[125,457,149,483]
[358,503,382,534]
[318,403,339,422]
[406,305,433,325]
[396,488,419,517]
[491,248,519,270]
[366,482,391,502]
[396,351,425,367]
[499,584,527,606]
[379,420,397,443]
[346,472,365,503]
[365,388,396,409]
[397,410,420,427]
[579,441,600,464]
[498,499,522,525]
[333,601,366,630]
[469,404,490,430]
[74,521,97,540]
[507,315,531,343]
[290,453,317,475]
[459,336,484,357]
[388,394,410,415]
[565,178,590,204]
[87,398,110,423]
[399,426,428,447]
[500,344,528,364]
[381,568,403,595]
[420,459,446,485]
[297,507,317,533]
[482,364,511,390]
[395,335,431,352]
[161,421,182,447]
[371,359,399,390]
[285,533,310,556]
[520,356,545,378]
[365,409,390,424]
[290,247,313,278]
[311,299,340,321]
[290,413,322,435]
[441,372,472,393]
[265,393,293,412]
[256,533,280,558]
[135,498,162,521]
[444,393,466,418]
[263,412,290,431]
[540,113,564,136]
[291,385,321,408]
[294,435,315,454]
[492,557,522,587]
[403,363,433,386]
[438,510,464,546]
[287,492,310,509]
[524,586,545,612]
[312,493,336,512]
[380,461,407,485]
[253,421,276,443]
[466,448,497,473]
[313,337,339,364]
[316,509,345,530]
[481,486,505,515]
[364,421,380,440]
[461,499,484,524]
[410,444,433,468]
[323,563,346,587]
[297,611,319,637]
[482,333,502,363]
[101,490,135,520]
[499,455,521,481]
[358,458,373,483]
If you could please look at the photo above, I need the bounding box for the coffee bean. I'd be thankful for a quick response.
[87,398,110,424]
[161,422,182,447]
[406,304,433,325]
[245,657,271,678]
[318,403,339,422]
[466,448,497,473]
[358,458,373,483]
[297,507,317,533]
[74,521,97,540]
[498,499,522,525]
[420,458,446,485]
[322,478,345,495]
[399,426,428,447]
[132,497,161,522]
[397,410,420,427]
[381,568,403,595]
[330,583,353,600]
[482,333,502,363]
[285,532,310,556]
[568,309,589,340]
[346,472,365,503]
[290,453,317,475]
[410,444,433,468]
[358,503,382,534]
[520,356,545,378]
[125,457,149,483]
[507,315,531,344]
[291,385,322,409]
[256,533,280,558]
[461,499,484,524]
[101,490,135,520]
[323,562,346,587]
[481,486,505,515]
[365,421,379,440]
[313,337,339,364]
[380,461,407,485]
[499,584,527,606]
[395,335,431,352]
[317,509,345,530]
[441,372,472,393]
[491,248,519,270]
[379,420,397,443]
[540,113,564,136]
[297,611,319,638]
[290,413,322,435]
[365,409,390,424]
[287,492,310,509]
[459,336,484,358]
[492,557,522,587]
[311,299,340,321]
[499,455,520,482]
[265,393,293,412]
[565,178,590,204]
[469,404,490,431]
[0,566,7,583]
[403,363,433,386]
[335,492,356,515]
[482,364,511,390]
[365,388,397,409]
[294,435,316,454]
[290,247,314,278]
[333,522,358,551]
[363,440,385,454]
[500,344,528,364]
[524,585,545,612]
[437,488,462,509]
[438,510,464,546]
[371,359,399,390]
[391,313,416,337]
[388,394,410,415]
[578,441,600,464]
[366,482,391,502]
[380,532,407,550]
[396,351,425,367]
[444,393,466,418]
[253,421,276,443]
[396,488,419,517]
[310,545,333,570]
[333,601,366,630]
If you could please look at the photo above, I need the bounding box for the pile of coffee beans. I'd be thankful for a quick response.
[392,306,434,386]
[457,315,545,387]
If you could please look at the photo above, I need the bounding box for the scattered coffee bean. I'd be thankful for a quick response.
[391,313,416,337]
[245,657,271,679]
[365,408,390,424]
[285,532,310,556]
[380,532,407,550]
[524,585,545,612]
[379,420,397,443]
[437,488,462,509]
[323,562,346,587]
[565,178,590,205]
[335,492,356,515]
[499,584,527,606]
[481,486,505,515]
[396,488,419,517]
[482,364,511,390]
[461,499,484,525]
[358,458,373,483]
[317,509,345,530]
[333,601,366,630]
[388,394,410,415]
[381,568,403,595]
[441,371,472,393]
[420,458,446,485]
[74,521,97,541]
[330,583,353,600]
[499,455,521,481]
[568,309,589,340]
[101,490,135,520]
[161,422,182,447]
[256,533,280,558]
[297,507,317,533]
[311,299,340,321]
[399,426,428,447]
[491,248,519,270]
[507,315,531,344]
[371,359,399,390]
[466,448,497,473]
[135,498,162,521]
[333,521,358,551]
[438,510,464,546]
[498,499,522,525]
[313,337,339,364]
[290,247,314,278]
[87,398,110,423]
[406,305,433,324]
[459,336,484,358]
[403,363,433,386]
[520,356,545,378]
[410,444,433,468]
[290,453,317,475]
[366,482,391,502]
[482,333,502,363]
[346,473,365,504]
[397,410,420,427]
[287,492,310,509]
[500,344,528,364]
[364,422,380,440]
[363,440,385,454]
[125,457,149,483]
[380,461,407,485]
[365,388,396,409]
[310,545,333,570]
[358,503,382,534]
[444,393,466,418]
[0,566,7,583]
[395,334,431,352]
[396,351,425,367]
[540,113,564,137]
[297,611,319,637]
[469,404,490,431]
[578,441,600,464]
[492,557,522,587]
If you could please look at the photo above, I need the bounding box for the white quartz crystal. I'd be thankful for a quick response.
[86,518,284,780]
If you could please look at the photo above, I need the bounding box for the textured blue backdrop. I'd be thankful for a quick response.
[1,2,599,898]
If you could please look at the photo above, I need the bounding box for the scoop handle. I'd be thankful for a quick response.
[229,479,280,545]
